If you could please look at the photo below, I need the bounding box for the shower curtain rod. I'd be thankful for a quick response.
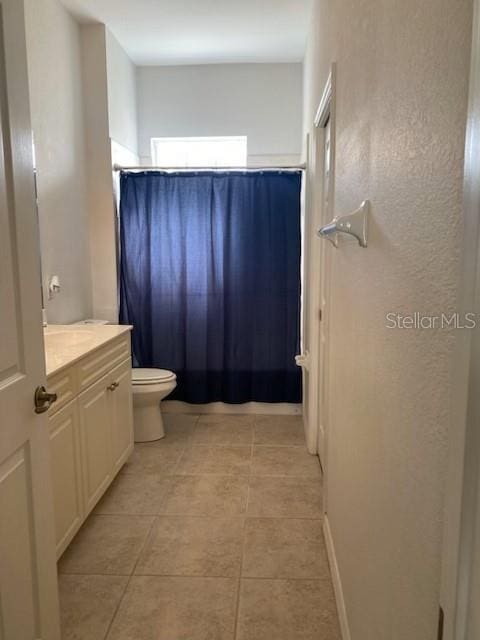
[113,163,306,172]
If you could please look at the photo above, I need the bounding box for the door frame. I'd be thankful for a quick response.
[301,65,337,459]
[440,2,480,637]
[314,65,336,475]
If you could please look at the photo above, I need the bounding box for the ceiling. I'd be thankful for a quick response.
[60,0,312,66]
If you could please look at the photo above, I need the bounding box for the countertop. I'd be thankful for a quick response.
[44,324,132,377]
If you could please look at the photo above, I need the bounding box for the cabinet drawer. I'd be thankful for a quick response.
[47,367,78,416]
[77,334,131,392]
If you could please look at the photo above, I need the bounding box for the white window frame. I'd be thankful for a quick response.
[150,135,248,168]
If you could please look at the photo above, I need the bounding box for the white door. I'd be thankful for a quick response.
[297,136,320,454]
[0,0,61,637]
[465,476,480,637]
[317,117,333,464]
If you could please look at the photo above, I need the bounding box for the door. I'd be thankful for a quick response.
[0,0,61,638]
[78,373,113,516]
[317,116,333,463]
[440,3,480,635]
[299,133,315,450]
[465,477,480,637]
[301,69,336,466]
[301,130,326,458]
[49,401,83,558]
[110,359,134,475]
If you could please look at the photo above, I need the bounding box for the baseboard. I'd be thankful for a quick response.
[323,515,352,640]
[162,401,302,416]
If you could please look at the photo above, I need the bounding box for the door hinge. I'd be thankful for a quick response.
[438,606,444,640]
[318,308,323,322]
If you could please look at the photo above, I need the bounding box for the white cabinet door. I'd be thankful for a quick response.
[110,359,134,475]
[49,401,83,558]
[78,374,113,516]
[0,0,61,637]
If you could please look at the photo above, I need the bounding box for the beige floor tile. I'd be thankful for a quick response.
[242,518,328,578]
[251,446,321,477]
[254,415,305,446]
[197,414,255,426]
[176,445,252,475]
[94,473,172,515]
[58,574,128,640]
[236,578,341,640]
[58,515,154,575]
[161,475,249,516]
[192,416,254,445]
[136,516,244,577]
[161,413,199,445]
[163,412,199,429]
[121,444,184,475]
[107,576,238,640]
[247,477,323,518]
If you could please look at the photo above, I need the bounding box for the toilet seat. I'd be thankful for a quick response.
[132,368,176,385]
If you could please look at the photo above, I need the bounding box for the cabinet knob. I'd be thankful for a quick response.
[107,382,120,391]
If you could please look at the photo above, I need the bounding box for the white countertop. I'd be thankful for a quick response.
[44,324,132,377]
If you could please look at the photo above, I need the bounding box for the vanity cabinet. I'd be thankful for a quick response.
[48,401,83,557]
[78,373,113,516]
[110,360,134,475]
[47,332,134,559]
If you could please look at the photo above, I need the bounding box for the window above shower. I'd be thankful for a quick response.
[150,136,247,168]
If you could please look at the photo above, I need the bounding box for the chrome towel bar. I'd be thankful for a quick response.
[318,200,369,248]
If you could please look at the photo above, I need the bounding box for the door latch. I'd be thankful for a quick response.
[34,386,58,414]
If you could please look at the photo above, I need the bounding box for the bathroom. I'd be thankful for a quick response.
[17,0,329,638]
[2,0,478,639]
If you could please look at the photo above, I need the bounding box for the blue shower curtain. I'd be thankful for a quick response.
[119,170,302,404]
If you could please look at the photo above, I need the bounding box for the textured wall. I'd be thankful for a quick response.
[136,63,303,165]
[303,0,472,637]
[81,24,118,322]
[25,0,92,323]
[106,30,138,155]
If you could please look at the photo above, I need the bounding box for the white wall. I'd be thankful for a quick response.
[136,63,303,165]
[106,30,138,155]
[25,0,92,324]
[302,0,472,638]
[81,24,118,322]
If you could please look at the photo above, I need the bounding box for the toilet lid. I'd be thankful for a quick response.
[132,368,176,385]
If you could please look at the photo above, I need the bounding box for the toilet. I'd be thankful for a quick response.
[131,368,177,442]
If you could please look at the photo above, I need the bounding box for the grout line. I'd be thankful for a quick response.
[237,576,327,583]
[233,512,249,639]
[233,447,254,638]
[57,513,324,523]
[175,443,308,448]
[101,576,131,640]
[131,575,329,582]
[102,515,158,640]
[65,416,316,639]
[59,571,329,581]
[171,446,188,474]
[159,472,321,478]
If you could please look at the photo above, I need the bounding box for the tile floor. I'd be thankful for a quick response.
[58,413,341,640]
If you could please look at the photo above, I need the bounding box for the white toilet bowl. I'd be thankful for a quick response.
[131,368,177,442]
